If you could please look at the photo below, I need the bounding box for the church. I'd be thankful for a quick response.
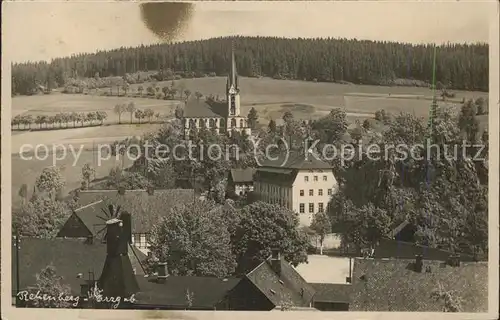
[181,48,251,137]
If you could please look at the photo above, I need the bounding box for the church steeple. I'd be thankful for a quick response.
[227,41,238,91]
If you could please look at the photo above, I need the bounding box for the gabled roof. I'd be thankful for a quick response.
[74,189,195,234]
[230,168,256,183]
[258,151,333,170]
[134,276,241,308]
[350,258,488,312]
[183,99,227,118]
[310,283,352,304]
[11,237,147,296]
[245,257,316,308]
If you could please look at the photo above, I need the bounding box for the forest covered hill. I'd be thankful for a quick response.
[12,36,489,96]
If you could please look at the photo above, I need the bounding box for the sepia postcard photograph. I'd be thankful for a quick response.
[1,1,499,319]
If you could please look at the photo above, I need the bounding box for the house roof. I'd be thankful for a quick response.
[349,258,488,312]
[230,168,255,183]
[259,151,333,170]
[253,170,298,187]
[245,256,316,308]
[134,276,241,308]
[183,98,227,118]
[11,237,147,296]
[310,283,352,303]
[373,239,480,261]
[74,189,195,234]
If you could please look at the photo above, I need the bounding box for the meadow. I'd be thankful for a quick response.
[11,76,489,206]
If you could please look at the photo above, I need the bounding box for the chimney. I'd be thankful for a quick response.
[86,235,94,245]
[118,186,126,195]
[157,262,169,284]
[104,218,126,256]
[415,254,423,273]
[447,254,460,267]
[270,249,281,276]
[146,186,154,195]
[119,211,132,245]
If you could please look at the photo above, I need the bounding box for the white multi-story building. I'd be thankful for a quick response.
[253,152,338,226]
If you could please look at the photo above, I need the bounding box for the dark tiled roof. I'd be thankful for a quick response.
[350,258,488,312]
[245,257,315,308]
[310,283,352,303]
[230,168,256,183]
[74,189,195,234]
[183,98,227,118]
[259,151,333,170]
[135,276,241,308]
[11,237,148,296]
[373,239,479,261]
[253,170,297,187]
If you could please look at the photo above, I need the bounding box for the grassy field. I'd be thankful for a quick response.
[11,94,179,123]
[10,77,489,207]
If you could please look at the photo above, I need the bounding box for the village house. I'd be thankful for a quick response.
[14,210,351,311]
[253,152,338,226]
[349,255,488,312]
[181,47,251,138]
[226,168,255,196]
[57,188,195,254]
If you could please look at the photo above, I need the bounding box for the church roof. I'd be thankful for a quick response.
[183,98,227,118]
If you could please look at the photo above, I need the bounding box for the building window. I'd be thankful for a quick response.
[134,234,141,244]
[318,203,324,212]
[309,189,313,196]
[309,203,314,213]
[300,190,304,196]
[318,189,323,196]
[328,188,333,195]
[299,203,305,213]
[304,176,309,182]
[323,175,327,181]
[314,176,318,182]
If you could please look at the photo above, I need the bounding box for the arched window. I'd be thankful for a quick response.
[240,119,244,128]
[200,119,206,128]
[219,119,226,134]
[231,118,237,128]
[209,119,216,128]
[189,119,196,128]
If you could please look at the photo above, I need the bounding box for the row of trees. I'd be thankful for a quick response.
[112,102,162,124]
[12,36,488,96]
[12,111,108,130]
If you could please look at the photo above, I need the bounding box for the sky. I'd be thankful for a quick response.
[4,1,494,63]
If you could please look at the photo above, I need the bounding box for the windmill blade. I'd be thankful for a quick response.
[101,207,111,219]
[96,215,108,222]
[115,205,122,216]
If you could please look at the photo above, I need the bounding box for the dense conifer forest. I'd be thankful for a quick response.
[12,36,488,96]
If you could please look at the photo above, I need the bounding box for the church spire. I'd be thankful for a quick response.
[229,41,238,90]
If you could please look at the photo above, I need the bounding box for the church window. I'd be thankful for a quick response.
[230,95,236,115]
[231,118,237,128]
[240,119,244,128]
[209,119,216,128]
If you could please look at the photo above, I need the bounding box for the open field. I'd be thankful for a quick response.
[11,93,180,124]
